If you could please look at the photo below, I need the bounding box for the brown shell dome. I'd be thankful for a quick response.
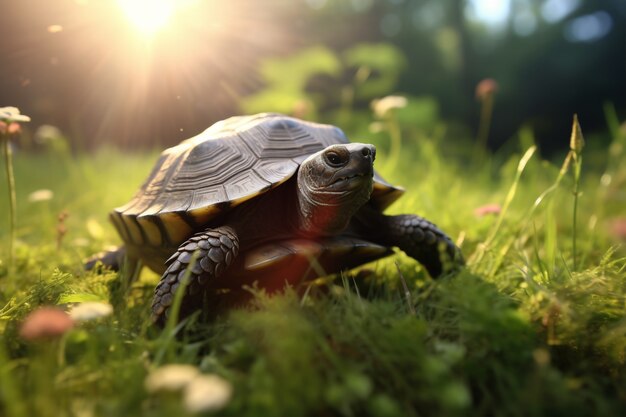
[110,113,403,248]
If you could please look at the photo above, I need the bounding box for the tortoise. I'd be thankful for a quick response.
[89,113,463,325]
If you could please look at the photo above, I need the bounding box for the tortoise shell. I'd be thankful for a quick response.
[110,113,404,249]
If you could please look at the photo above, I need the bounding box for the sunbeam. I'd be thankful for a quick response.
[117,0,175,36]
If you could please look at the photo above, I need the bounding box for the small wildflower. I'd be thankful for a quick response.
[608,218,626,240]
[68,302,113,321]
[474,203,502,217]
[371,95,407,118]
[19,307,74,341]
[145,364,200,393]
[183,374,233,414]
[368,121,385,134]
[1,106,29,269]
[57,210,69,249]
[34,124,64,144]
[475,78,498,101]
[28,189,54,203]
[0,107,31,124]
[0,121,22,136]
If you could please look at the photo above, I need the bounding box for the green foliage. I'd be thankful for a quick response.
[241,45,342,118]
[1,102,626,416]
[240,42,407,119]
[343,43,407,100]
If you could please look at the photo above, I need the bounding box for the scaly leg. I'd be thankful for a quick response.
[383,214,463,277]
[151,226,239,326]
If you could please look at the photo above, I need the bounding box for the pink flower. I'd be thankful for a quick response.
[609,218,626,240]
[0,121,21,136]
[475,78,498,101]
[474,203,502,217]
[19,307,74,341]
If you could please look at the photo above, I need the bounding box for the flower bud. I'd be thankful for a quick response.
[569,114,585,154]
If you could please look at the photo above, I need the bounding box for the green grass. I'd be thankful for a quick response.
[1,116,626,417]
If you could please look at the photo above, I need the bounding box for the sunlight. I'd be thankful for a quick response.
[467,0,511,27]
[117,0,175,36]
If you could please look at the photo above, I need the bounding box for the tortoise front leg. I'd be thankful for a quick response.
[151,226,239,326]
[383,214,463,277]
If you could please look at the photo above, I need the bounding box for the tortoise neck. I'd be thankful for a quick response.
[294,189,349,238]
[294,175,368,238]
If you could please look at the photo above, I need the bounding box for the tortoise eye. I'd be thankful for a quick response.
[325,151,347,167]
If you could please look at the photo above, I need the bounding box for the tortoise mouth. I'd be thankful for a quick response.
[329,172,372,190]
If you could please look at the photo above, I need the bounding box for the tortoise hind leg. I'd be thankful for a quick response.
[85,246,128,272]
[85,246,142,280]
[85,246,142,307]
[151,226,239,326]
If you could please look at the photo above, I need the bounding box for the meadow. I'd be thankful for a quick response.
[1,102,626,416]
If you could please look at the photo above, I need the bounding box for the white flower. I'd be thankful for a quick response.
[371,95,407,118]
[144,364,199,393]
[28,189,54,203]
[144,366,233,413]
[183,374,233,414]
[68,302,113,321]
[368,121,385,134]
[0,106,31,123]
[34,125,63,144]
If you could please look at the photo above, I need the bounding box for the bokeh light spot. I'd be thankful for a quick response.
[466,0,511,28]
[47,24,63,33]
[541,0,581,23]
[513,11,537,37]
[564,11,613,43]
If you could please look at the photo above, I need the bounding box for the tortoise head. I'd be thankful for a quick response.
[296,143,376,236]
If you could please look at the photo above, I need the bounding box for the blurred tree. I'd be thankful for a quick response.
[0,0,622,152]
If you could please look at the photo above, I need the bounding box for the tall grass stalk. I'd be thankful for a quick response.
[371,96,406,173]
[570,115,584,270]
[0,107,30,268]
[470,145,536,271]
[154,251,198,364]
[475,95,494,158]
[385,115,402,173]
[473,78,498,165]
[1,138,16,267]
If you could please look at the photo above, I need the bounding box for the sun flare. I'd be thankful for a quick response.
[118,0,175,35]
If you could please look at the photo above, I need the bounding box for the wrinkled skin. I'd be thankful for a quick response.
[295,143,376,237]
